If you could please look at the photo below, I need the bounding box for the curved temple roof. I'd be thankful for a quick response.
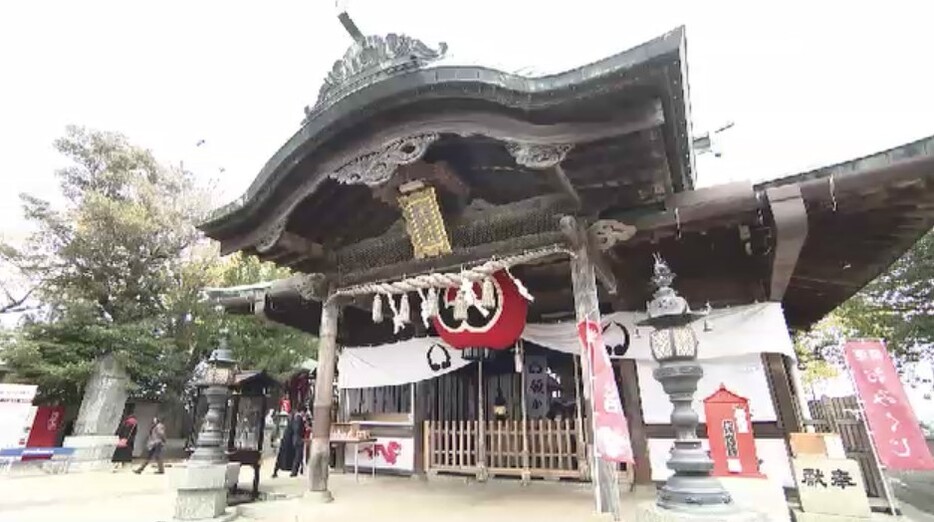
[199,25,934,344]
[200,26,694,251]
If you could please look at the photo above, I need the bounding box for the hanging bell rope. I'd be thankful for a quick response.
[327,244,573,302]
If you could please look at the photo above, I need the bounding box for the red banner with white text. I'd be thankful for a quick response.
[578,320,634,463]
[844,340,934,471]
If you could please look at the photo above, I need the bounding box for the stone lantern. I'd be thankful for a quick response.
[174,337,239,521]
[637,255,761,521]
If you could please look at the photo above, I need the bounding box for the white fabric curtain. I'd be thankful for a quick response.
[521,302,795,361]
[338,337,473,389]
[338,303,795,389]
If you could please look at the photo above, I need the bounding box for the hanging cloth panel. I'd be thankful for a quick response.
[338,337,473,389]
[520,302,795,361]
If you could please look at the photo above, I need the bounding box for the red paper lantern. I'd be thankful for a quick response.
[433,270,528,350]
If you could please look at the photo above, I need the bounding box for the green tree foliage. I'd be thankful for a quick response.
[1,127,315,404]
[796,229,934,374]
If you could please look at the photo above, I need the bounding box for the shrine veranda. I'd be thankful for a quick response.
[201,26,934,497]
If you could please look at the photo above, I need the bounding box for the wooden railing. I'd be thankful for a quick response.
[424,419,586,479]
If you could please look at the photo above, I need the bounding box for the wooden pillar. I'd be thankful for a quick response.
[616,359,652,484]
[572,354,589,480]
[308,299,338,500]
[763,353,802,437]
[519,341,531,483]
[413,381,429,476]
[570,240,621,517]
[477,359,488,479]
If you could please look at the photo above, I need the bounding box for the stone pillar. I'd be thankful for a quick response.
[308,299,339,502]
[570,240,621,518]
[63,354,129,472]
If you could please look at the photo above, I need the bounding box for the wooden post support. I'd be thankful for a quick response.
[477,359,488,480]
[570,240,621,518]
[573,354,589,481]
[519,341,531,483]
[308,298,338,501]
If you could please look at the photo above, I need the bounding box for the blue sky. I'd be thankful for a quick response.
[2,0,933,244]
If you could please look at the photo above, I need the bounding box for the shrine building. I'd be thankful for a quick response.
[200,25,934,498]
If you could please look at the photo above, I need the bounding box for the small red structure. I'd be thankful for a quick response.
[26,405,64,448]
[703,385,764,478]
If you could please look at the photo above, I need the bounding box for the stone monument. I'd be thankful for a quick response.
[63,353,130,472]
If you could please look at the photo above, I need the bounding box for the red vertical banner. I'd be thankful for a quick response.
[578,320,634,463]
[844,340,934,471]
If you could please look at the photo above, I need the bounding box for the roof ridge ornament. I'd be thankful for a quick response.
[304,9,448,121]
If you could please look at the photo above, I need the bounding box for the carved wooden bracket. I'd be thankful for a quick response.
[254,219,287,253]
[330,133,440,187]
[588,220,637,251]
[559,216,618,295]
[296,273,328,301]
[505,142,574,169]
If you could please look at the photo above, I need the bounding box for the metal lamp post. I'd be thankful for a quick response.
[639,255,735,514]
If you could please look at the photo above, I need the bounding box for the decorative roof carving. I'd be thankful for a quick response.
[254,218,287,253]
[330,133,439,187]
[505,142,574,169]
[589,220,637,251]
[307,34,448,117]
[296,273,327,301]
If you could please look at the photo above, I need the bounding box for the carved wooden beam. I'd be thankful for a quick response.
[370,160,470,208]
[549,165,581,208]
[559,216,618,295]
[279,231,327,259]
[766,185,808,300]
[504,143,581,209]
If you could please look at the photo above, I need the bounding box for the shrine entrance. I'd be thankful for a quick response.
[423,346,587,481]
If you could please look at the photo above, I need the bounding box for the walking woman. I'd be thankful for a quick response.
[111,415,138,471]
[134,417,167,474]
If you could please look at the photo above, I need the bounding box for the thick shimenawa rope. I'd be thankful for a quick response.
[328,244,573,301]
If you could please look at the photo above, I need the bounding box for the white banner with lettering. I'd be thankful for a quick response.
[521,302,794,361]
[338,303,793,389]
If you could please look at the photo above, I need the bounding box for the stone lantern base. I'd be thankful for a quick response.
[636,502,767,522]
[172,463,236,521]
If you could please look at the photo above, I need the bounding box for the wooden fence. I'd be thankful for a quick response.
[425,419,585,480]
[807,396,885,498]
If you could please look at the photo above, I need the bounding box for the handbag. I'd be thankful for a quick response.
[117,438,128,448]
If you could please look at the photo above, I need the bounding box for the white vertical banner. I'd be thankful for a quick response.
[524,355,549,419]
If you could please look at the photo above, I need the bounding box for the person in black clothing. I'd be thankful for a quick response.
[290,410,308,477]
[111,415,138,470]
[272,413,295,478]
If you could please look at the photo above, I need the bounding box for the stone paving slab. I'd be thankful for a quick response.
[0,463,930,522]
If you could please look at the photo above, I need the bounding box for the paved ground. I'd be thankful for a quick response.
[0,460,930,522]
[891,471,934,522]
